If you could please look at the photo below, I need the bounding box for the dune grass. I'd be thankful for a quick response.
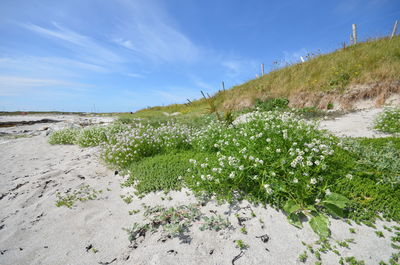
[132,37,400,119]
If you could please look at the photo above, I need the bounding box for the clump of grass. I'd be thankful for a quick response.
[49,128,79,145]
[374,107,400,134]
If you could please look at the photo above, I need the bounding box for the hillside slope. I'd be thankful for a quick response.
[135,37,400,117]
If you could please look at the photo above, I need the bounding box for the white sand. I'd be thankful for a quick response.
[0,112,398,265]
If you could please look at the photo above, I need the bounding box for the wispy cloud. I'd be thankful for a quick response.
[111,0,200,63]
[0,56,108,77]
[23,22,123,65]
[0,75,89,96]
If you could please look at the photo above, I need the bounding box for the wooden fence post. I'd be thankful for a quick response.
[391,20,398,39]
[222,81,225,91]
[352,24,357,44]
[261,63,265,76]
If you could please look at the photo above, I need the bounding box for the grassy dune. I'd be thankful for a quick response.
[133,36,400,118]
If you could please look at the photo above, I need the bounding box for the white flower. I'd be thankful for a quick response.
[310,178,317,185]
[346,174,353,180]
[239,165,244,171]
[325,189,332,195]
[229,172,235,179]
[276,148,281,153]
[264,184,273,194]
[293,178,299,183]
[266,138,271,142]
[315,198,321,203]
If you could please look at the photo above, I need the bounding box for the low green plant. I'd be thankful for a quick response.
[340,256,365,265]
[374,107,400,134]
[298,251,308,262]
[123,151,211,194]
[123,195,133,204]
[55,185,101,208]
[375,231,385,238]
[125,204,202,242]
[235,239,249,250]
[199,215,231,232]
[49,128,79,145]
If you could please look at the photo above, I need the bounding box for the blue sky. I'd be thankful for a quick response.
[0,0,399,112]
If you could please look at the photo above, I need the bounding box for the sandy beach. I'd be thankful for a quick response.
[0,110,398,265]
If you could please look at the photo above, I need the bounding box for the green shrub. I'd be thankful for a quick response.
[374,107,400,134]
[254,98,289,111]
[48,128,79,145]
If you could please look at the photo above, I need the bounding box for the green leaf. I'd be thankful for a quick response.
[288,213,303,228]
[284,199,301,214]
[323,202,344,218]
[309,215,330,238]
[323,193,349,209]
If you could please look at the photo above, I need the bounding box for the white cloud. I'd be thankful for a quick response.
[111,0,200,63]
[0,75,89,96]
[23,22,123,65]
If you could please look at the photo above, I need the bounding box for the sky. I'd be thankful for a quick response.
[0,0,399,112]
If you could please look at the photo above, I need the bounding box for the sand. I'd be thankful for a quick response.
[0,111,398,265]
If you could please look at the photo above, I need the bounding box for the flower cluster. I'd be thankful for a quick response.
[187,111,337,206]
[102,121,193,168]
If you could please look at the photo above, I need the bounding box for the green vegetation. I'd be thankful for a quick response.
[122,151,210,195]
[375,107,400,134]
[49,128,79,145]
[55,185,103,208]
[50,109,400,238]
[235,239,249,250]
[125,204,202,241]
[298,251,308,262]
[199,215,231,232]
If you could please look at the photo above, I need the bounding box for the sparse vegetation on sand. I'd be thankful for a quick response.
[46,37,400,263]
